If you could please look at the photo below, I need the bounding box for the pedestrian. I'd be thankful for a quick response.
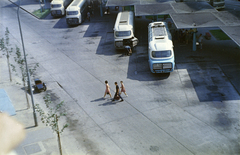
[185,30,191,45]
[87,12,90,21]
[179,29,183,43]
[120,81,128,96]
[198,33,203,49]
[124,45,132,56]
[103,80,112,98]
[112,82,124,102]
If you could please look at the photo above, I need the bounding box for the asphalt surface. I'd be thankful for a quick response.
[0,0,240,154]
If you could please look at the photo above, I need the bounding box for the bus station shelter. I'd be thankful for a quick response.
[106,0,240,47]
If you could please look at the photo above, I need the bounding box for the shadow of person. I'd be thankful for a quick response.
[91,97,105,102]
[98,101,116,106]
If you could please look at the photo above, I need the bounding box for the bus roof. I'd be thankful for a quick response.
[114,11,134,31]
[149,22,173,51]
[66,0,86,11]
[51,0,63,4]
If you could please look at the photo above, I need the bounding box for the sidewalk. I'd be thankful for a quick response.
[9,0,51,19]
[0,1,110,154]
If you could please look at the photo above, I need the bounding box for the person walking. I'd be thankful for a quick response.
[198,33,203,49]
[112,82,124,102]
[120,81,128,96]
[103,80,112,98]
[87,12,91,21]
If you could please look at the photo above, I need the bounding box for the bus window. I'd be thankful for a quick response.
[152,50,172,58]
[67,11,78,15]
[115,31,131,37]
[51,4,62,8]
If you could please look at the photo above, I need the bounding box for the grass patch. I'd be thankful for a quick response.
[209,29,231,40]
[32,8,50,19]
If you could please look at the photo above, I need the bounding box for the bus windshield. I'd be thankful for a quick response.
[152,50,171,58]
[115,31,131,37]
[51,4,61,8]
[67,11,78,15]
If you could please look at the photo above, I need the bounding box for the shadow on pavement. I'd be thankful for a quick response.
[91,97,105,102]
[53,16,72,29]
[98,101,116,106]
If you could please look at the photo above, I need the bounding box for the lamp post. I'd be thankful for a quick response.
[100,0,103,17]
[39,0,43,12]
[17,0,38,127]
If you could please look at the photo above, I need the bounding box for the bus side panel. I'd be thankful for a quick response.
[80,1,88,23]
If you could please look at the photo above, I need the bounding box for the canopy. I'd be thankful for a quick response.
[106,0,240,46]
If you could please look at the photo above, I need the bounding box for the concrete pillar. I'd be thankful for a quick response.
[100,2,103,17]
[192,28,197,51]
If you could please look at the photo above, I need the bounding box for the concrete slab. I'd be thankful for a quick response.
[135,4,175,16]
[170,12,226,29]
[15,127,55,154]
[171,2,217,13]
[183,100,240,141]
[63,126,126,155]
[24,143,42,155]
[213,11,240,26]
[177,62,240,102]
[143,104,239,154]
[100,113,194,155]
[220,26,240,46]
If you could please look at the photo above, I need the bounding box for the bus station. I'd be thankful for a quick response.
[1,0,240,154]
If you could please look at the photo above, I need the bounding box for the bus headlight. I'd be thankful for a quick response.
[163,63,172,69]
[153,63,163,69]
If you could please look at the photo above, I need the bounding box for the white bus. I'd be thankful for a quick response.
[66,0,88,25]
[148,22,175,73]
[113,11,138,49]
[50,0,73,17]
[209,0,225,10]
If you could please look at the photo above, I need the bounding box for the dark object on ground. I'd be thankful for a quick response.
[33,79,47,93]
[205,32,211,40]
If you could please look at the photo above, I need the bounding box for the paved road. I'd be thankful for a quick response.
[1,0,240,154]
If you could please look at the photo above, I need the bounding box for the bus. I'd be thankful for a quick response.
[50,0,73,17]
[66,0,88,25]
[209,0,225,10]
[148,22,175,73]
[113,11,138,49]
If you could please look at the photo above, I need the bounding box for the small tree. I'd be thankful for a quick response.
[35,93,68,155]
[12,46,39,109]
[0,27,13,82]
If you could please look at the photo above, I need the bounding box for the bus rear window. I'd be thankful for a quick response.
[51,4,61,8]
[67,11,78,15]
[152,50,171,58]
[115,31,131,37]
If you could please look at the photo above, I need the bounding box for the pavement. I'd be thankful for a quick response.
[1,0,240,155]
[9,0,51,19]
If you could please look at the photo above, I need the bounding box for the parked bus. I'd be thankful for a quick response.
[148,22,175,73]
[209,0,225,10]
[113,11,138,49]
[66,0,88,25]
[50,0,73,17]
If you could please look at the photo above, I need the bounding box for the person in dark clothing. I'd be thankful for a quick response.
[125,45,132,56]
[112,82,124,102]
